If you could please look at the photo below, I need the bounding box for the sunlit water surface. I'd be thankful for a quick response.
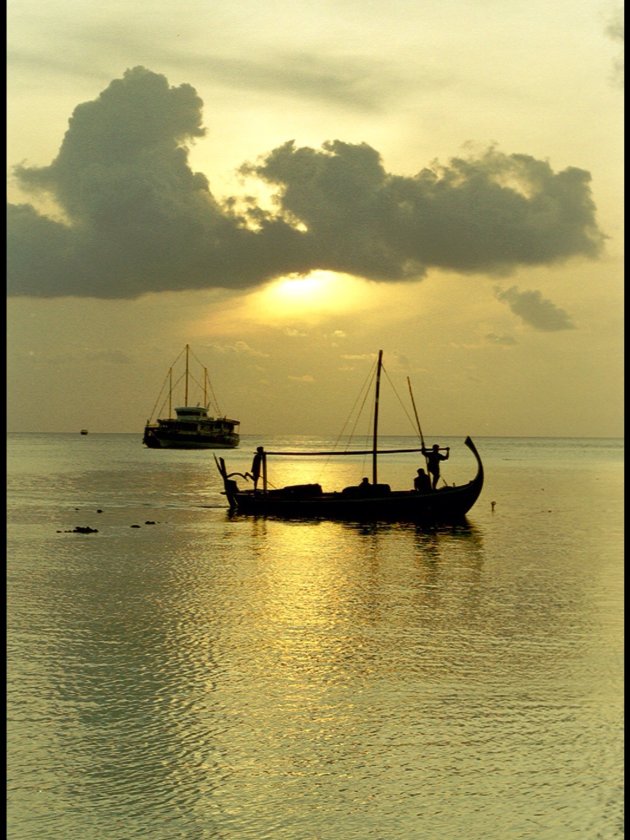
[7,434,623,839]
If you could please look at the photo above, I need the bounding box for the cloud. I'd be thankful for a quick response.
[485,333,518,346]
[494,286,575,331]
[188,50,408,110]
[605,7,624,87]
[211,340,269,357]
[21,348,133,366]
[246,139,606,276]
[288,374,315,382]
[8,67,606,299]
[86,349,133,364]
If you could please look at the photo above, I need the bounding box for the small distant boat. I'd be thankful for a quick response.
[80,429,88,435]
[216,351,483,522]
[143,344,240,450]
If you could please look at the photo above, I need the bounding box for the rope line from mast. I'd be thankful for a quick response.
[147,346,229,419]
[381,366,424,441]
[314,355,379,479]
[146,371,171,423]
[188,346,224,415]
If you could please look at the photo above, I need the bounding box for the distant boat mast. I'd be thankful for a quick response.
[372,350,383,485]
[185,343,190,406]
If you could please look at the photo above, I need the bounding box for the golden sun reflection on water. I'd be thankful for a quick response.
[7,434,623,839]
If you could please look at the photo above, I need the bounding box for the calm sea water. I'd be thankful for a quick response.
[7,433,624,840]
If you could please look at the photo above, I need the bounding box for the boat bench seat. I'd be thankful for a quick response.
[270,483,323,498]
[341,483,391,497]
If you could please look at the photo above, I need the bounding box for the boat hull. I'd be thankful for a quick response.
[143,426,239,450]
[218,437,483,523]
[231,483,482,522]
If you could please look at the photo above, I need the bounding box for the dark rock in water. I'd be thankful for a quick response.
[131,524,141,528]
[71,526,98,534]
[144,520,156,525]
[96,509,103,513]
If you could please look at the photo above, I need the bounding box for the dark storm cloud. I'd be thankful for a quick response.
[495,286,575,331]
[7,67,606,299]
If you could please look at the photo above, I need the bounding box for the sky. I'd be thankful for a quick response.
[7,0,624,438]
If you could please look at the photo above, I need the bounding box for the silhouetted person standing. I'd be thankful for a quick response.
[422,443,450,489]
[251,446,264,491]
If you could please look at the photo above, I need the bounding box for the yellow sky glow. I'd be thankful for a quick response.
[5,0,623,436]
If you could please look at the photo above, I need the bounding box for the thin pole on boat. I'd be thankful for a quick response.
[184,343,190,406]
[203,368,207,409]
[262,449,268,492]
[372,350,383,484]
[168,367,173,417]
[407,376,429,471]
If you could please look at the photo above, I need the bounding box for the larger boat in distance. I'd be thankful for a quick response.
[215,350,483,522]
[143,344,240,449]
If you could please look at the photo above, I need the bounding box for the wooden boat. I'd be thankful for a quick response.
[215,351,483,522]
[143,344,240,450]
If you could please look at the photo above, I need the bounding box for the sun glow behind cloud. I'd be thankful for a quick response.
[249,271,370,321]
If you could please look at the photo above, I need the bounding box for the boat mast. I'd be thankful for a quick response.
[168,367,173,417]
[204,368,208,409]
[407,376,429,472]
[372,350,383,484]
[184,343,189,406]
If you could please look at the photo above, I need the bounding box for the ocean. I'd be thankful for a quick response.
[7,433,624,839]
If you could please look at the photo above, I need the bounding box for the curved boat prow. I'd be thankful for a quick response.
[214,454,238,509]
[464,436,484,487]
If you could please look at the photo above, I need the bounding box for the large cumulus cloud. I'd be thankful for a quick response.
[8,66,605,306]
[244,140,604,279]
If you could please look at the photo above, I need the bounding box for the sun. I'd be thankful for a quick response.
[251,270,367,321]
[272,274,331,303]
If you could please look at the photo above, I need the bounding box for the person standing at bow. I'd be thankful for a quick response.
[421,443,450,490]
